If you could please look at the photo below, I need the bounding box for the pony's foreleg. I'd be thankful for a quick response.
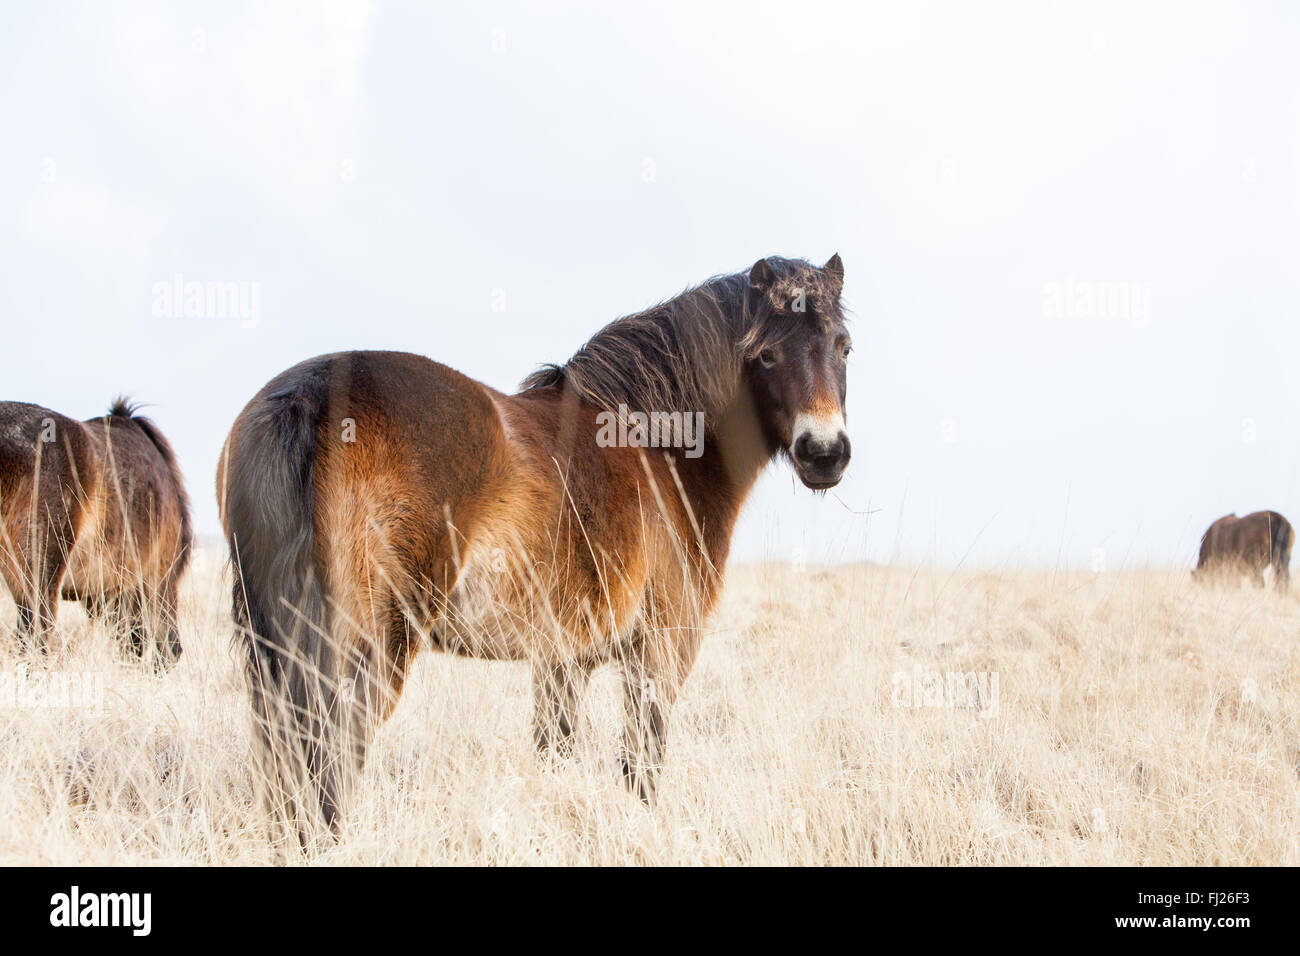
[532,658,594,757]
[16,556,64,657]
[617,627,702,804]
[17,482,78,657]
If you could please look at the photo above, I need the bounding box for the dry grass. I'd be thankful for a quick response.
[1,550,1298,865]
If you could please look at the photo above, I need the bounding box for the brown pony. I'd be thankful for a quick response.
[218,254,852,840]
[0,399,191,665]
[1194,510,1292,591]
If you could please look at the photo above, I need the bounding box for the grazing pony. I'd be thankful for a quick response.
[218,254,852,840]
[1194,510,1292,591]
[0,399,191,664]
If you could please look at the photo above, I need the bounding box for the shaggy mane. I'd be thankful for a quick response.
[520,257,844,428]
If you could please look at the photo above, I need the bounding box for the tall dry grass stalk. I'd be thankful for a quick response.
[0,549,1297,864]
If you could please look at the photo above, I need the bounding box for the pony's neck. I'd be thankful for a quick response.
[711,385,778,499]
[673,381,778,574]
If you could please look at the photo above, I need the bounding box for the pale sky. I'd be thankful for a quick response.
[2,1,1298,570]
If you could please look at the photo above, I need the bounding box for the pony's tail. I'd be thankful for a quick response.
[1194,524,1213,571]
[1272,514,1292,591]
[223,375,346,846]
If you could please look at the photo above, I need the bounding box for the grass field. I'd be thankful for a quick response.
[1,549,1298,865]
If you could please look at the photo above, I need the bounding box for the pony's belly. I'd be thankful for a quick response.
[438,556,618,661]
[439,565,530,660]
[61,501,144,598]
[61,538,129,598]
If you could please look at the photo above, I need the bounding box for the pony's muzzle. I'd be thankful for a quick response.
[792,422,850,489]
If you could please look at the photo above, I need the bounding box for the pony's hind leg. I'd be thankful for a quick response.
[311,596,419,838]
[140,579,183,671]
[15,591,59,656]
[105,581,182,671]
[81,593,107,622]
[533,658,594,758]
[155,591,183,668]
[109,591,148,660]
[14,601,53,655]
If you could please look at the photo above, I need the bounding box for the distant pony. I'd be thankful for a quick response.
[218,254,852,841]
[0,399,191,665]
[1194,510,1292,591]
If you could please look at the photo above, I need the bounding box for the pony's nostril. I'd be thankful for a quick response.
[796,432,850,467]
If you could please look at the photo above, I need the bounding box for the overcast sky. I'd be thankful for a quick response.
[2,0,1298,570]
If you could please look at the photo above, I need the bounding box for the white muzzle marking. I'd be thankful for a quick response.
[791,411,846,451]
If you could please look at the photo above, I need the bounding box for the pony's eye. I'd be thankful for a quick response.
[758,348,779,368]
[841,344,852,359]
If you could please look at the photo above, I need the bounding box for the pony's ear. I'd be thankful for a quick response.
[824,253,844,296]
[749,257,775,290]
